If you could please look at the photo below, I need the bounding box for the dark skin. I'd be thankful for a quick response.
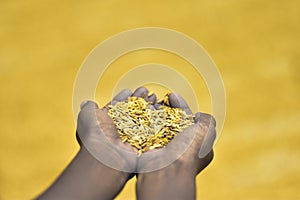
[136,91,216,200]
[37,87,216,200]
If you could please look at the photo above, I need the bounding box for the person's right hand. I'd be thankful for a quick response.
[167,92,216,175]
[137,92,216,175]
[136,92,216,200]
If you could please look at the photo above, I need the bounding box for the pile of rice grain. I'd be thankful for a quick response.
[107,96,194,154]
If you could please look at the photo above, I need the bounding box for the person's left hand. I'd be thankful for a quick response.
[76,87,157,174]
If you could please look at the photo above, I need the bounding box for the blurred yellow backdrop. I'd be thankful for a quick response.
[0,0,299,199]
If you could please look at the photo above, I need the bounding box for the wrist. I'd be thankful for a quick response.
[137,160,196,182]
[136,161,196,200]
[38,147,133,200]
[75,146,133,199]
[79,146,133,181]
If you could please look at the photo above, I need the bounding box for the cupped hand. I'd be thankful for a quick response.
[135,92,216,200]
[76,87,157,174]
[137,92,216,175]
[167,93,216,175]
[76,87,216,175]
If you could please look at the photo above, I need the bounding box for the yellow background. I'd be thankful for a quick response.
[1,0,299,199]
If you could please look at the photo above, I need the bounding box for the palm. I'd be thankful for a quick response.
[176,112,215,173]
[95,109,137,153]
[168,94,216,174]
[77,87,156,173]
[77,87,215,174]
[136,93,216,174]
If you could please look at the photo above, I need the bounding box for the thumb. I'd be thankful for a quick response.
[80,100,99,110]
[195,112,217,158]
[76,100,99,146]
[77,100,100,139]
[168,93,193,115]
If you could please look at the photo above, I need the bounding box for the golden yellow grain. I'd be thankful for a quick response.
[107,95,194,154]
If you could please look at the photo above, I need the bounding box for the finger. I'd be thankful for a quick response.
[77,101,100,141]
[194,112,201,123]
[76,131,82,146]
[198,128,216,158]
[168,93,192,115]
[198,150,214,170]
[147,93,157,104]
[147,93,157,110]
[80,100,99,110]
[196,112,217,158]
[195,112,216,127]
[154,102,162,109]
[102,89,132,112]
[131,86,149,98]
[111,89,132,105]
[148,105,155,110]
